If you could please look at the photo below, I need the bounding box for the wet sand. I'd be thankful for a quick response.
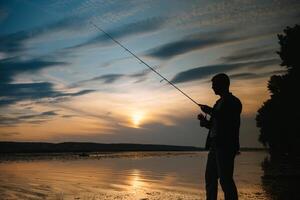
[0,151,269,200]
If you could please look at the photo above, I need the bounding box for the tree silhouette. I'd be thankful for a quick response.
[256,25,300,157]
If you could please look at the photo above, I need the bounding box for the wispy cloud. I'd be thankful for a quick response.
[220,46,277,63]
[0,110,59,126]
[229,69,287,80]
[72,74,124,87]
[88,74,124,84]
[72,68,153,87]
[172,0,300,29]
[0,82,95,107]
[0,15,88,55]
[0,31,30,54]
[144,28,240,59]
[129,68,154,83]
[171,58,279,84]
[0,0,158,57]
[67,17,167,51]
[0,132,20,136]
[0,57,67,84]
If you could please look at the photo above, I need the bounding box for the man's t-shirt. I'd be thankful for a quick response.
[205,92,242,152]
[210,98,223,138]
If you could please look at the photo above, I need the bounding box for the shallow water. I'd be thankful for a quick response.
[0,151,269,200]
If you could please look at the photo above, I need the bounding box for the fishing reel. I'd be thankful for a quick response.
[197,113,207,121]
[197,113,209,128]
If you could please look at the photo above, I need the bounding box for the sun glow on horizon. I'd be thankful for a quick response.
[131,111,145,128]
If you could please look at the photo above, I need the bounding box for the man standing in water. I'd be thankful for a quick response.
[198,73,242,200]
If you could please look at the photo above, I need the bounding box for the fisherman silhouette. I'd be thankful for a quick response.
[197,73,242,200]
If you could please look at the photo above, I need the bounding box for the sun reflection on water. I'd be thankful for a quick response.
[130,169,143,189]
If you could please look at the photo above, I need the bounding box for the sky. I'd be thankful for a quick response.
[0,0,299,147]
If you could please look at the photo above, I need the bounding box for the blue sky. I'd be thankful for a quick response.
[0,0,299,147]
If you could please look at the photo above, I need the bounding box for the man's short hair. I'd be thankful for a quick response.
[211,73,230,88]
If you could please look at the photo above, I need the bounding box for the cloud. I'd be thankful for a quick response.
[90,74,124,84]
[229,70,287,80]
[105,17,166,39]
[0,15,88,55]
[0,0,164,57]
[144,28,239,59]
[0,132,20,137]
[66,17,167,50]
[172,0,300,30]
[143,16,297,61]
[0,31,29,54]
[0,82,95,107]
[146,37,218,59]
[171,59,279,84]
[73,67,154,87]
[73,74,124,87]
[0,57,67,84]
[40,111,57,116]
[0,57,93,106]
[0,1,162,56]
[67,89,95,96]
[18,111,58,120]
[0,56,88,106]
[220,46,277,63]
[129,68,154,83]
[0,110,59,126]
[229,72,259,80]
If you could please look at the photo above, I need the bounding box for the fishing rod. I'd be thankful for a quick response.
[90,21,202,108]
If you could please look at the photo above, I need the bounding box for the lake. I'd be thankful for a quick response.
[0,151,269,200]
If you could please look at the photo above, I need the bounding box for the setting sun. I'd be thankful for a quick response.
[131,112,145,128]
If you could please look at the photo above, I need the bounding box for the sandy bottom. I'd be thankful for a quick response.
[0,152,270,200]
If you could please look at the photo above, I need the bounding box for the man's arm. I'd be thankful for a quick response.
[200,105,213,115]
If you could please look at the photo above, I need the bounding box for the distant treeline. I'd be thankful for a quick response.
[0,142,204,153]
[0,142,266,154]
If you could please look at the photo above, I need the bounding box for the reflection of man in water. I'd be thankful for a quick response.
[198,73,242,200]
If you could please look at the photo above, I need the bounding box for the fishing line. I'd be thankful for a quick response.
[90,21,202,107]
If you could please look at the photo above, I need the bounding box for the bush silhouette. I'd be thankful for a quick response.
[256,25,300,157]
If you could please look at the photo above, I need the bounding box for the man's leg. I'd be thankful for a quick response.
[205,150,218,200]
[216,150,238,200]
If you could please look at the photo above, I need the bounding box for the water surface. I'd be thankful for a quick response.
[0,151,269,200]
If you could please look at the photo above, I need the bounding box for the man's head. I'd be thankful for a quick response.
[211,73,230,95]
